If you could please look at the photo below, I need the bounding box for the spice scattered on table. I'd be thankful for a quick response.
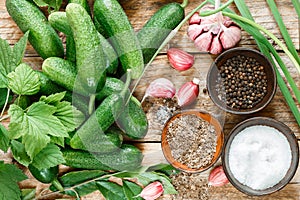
[216,55,268,109]
[166,114,217,169]
[228,125,292,190]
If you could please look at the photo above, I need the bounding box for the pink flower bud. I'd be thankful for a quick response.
[208,165,229,187]
[176,78,200,107]
[144,78,176,99]
[167,48,194,71]
[140,181,164,200]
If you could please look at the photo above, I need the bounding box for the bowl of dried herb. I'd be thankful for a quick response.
[161,110,224,173]
[206,47,277,114]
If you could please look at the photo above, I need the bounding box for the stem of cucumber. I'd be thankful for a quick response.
[181,0,189,8]
[52,178,64,192]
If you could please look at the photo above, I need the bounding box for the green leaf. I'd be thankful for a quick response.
[40,92,85,131]
[50,136,65,147]
[8,102,69,159]
[0,37,14,74]
[40,92,66,106]
[147,164,179,176]
[7,63,40,95]
[0,124,9,152]
[31,143,65,170]
[96,181,127,200]
[0,161,27,200]
[123,180,143,200]
[13,31,29,68]
[10,140,31,167]
[33,0,62,11]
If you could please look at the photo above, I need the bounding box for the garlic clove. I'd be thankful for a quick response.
[139,181,164,200]
[194,32,212,52]
[176,78,200,107]
[210,35,223,55]
[189,12,201,24]
[208,165,229,187]
[144,78,176,100]
[220,26,241,49]
[188,24,205,40]
[167,48,194,71]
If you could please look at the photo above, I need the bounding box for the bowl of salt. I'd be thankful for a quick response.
[222,117,299,196]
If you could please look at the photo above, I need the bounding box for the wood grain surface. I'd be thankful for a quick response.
[0,0,299,199]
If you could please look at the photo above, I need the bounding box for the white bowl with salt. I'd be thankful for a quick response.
[222,117,299,196]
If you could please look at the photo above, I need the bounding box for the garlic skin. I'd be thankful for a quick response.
[187,4,241,54]
[167,48,194,71]
[139,181,164,200]
[144,78,176,100]
[176,78,200,107]
[208,165,229,187]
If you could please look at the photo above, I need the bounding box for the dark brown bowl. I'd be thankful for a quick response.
[207,47,277,114]
[161,110,224,173]
[222,117,299,196]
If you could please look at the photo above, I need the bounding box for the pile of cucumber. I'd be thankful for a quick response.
[5,0,185,172]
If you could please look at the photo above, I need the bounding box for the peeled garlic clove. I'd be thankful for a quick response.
[144,78,176,99]
[139,181,164,200]
[176,78,200,107]
[167,48,194,71]
[208,165,229,187]
[220,26,242,49]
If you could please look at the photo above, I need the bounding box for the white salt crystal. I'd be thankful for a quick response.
[228,125,292,190]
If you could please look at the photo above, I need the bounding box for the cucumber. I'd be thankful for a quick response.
[93,0,144,79]
[49,11,119,74]
[6,0,64,59]
[70,124,123,153]
[66,3,106,94]
[48,11,76,62]
[42,57,93,96]
[94,16,109,39]
[117,97,148,139]
[68,0,91,15]
[35,70,67,95]
[95,77,148,139]
[62,144,143,171]
[70,71,131,152]
[137,2,185,63]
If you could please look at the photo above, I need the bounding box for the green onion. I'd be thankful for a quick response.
[292,0,300,19]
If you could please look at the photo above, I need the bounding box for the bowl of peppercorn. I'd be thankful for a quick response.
[206,47,277,114]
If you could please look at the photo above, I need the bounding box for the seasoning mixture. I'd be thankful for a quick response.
[166,114,217,169]
[216,55,268,109]
[228,125,292,190]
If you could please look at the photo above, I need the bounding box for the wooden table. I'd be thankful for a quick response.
[0,0,299,199]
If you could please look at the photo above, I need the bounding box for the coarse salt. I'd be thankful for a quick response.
[228,125,292,190]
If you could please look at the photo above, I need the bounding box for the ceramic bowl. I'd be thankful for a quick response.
[222,117,299,196]
[161,110,224,173]
[207,47,277,114]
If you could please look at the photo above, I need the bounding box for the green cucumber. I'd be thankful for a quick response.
[68,0,91,15]
[137,2,185,63]
[62,144,143,171]
[70,71,131,152]
[93,0,144,79]
[66,3,106,94]
[35,70,67,95]
[49,11,119,74]
[6,0,64,59]
[48,11,76,62]
[42,57,93,96]
[117,97,148,139]
[95,77,148,139]
[94,16,109,39]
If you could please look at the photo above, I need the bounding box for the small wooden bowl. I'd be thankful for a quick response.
[207,47,277,114]
[161,110,224,173]
[222,117,299,196]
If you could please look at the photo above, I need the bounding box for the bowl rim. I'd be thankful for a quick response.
[161,109,224,173]
[206,47,277,115]
[222,116,299,196]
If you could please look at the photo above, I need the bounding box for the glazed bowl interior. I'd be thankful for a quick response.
[207,47,277,114]
[222,117,299,196]
[161,110,224,173]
